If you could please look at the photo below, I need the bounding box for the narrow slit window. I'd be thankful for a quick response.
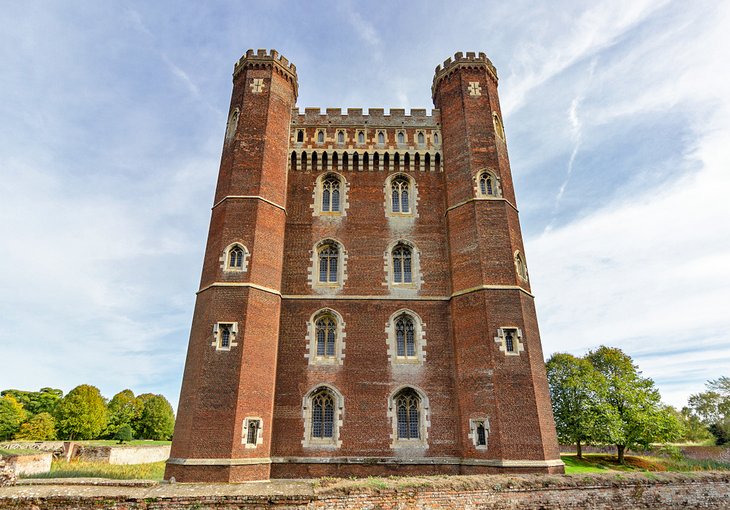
[476,422,487,446]
[246,420,260,445]
[297,130,304,143]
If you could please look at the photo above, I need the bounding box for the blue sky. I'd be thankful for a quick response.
[1,1,728,409]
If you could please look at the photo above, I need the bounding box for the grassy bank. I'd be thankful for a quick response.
[562,454,730,474]
[23,460,166,480]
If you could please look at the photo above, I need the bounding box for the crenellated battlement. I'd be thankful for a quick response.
[291,107,440,127]
[233,48,298,97]
[432,51,498,98]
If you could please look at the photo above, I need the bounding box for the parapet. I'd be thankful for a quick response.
[432,51,498,98]
[291,108,440,127]
[233,49,298,97]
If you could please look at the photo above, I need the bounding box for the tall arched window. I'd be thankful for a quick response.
[397,131,405,144]
[395,388,421,440]
[310,388,335,439]
[358,131,365,144]
[433,133,439,145]
[297,130,304,142]
[378,131,385,144]
[391,176,410,213]
[392,244,412,283]
[318,243,339,283]
[337,131,345,143]
[417,132,425,145]
[315,314,337,357]
[223,243,248,272]
[317,131,325,143]
[322,175,340,212]
[395,314,415,357]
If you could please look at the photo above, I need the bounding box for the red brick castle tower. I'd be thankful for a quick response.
[165,50,563,482]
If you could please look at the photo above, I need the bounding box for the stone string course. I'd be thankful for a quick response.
[2,473,730,509]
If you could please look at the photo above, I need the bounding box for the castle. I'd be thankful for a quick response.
[165,49,563,482]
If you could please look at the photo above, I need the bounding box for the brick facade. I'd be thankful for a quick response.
[165,49,562,482]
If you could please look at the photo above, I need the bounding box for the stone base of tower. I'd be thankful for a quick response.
[164,462,271,483]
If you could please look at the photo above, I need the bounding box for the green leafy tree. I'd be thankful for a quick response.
[1,388,62,416]
[54,385,108,440]
[105,390,143,438]
[15,412,57,440]
[0,395,27,440]
[546,353,607,458]
[135,394,175,440]
[669,406,713,443]
[687,377,730,445]
[114,423,134,444]
[586,346,682,463]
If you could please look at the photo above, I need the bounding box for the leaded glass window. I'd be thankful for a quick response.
[228,246,244,269]
[246,420,260,445]
[318,244,339,283]
[311,389,335,439]
[505,329,515,353]
[392,244,412,283]
[219,324,231,348]
[395,388,420,439]
[395,315,415,357]
[322,175,340,212]
[479,172,494,196]
[315,315,336,357]
[391,176,410,213]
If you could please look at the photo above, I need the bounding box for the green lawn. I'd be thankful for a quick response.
[0,448,41,456]
[561,453,730,474]
[23,460,166,480]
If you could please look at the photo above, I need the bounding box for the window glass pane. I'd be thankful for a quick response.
[477,423,486,445]
[403,251,412,283]
[392,189,400,212]
[317,325,325,356]
[319,256,328,282]
[332,189,340,211]
[326,327,335,356]
[322,189,330,212]
[406,320,415,357]
[329,255,338,282]
[401,190,409,212]
[324,400,334,437]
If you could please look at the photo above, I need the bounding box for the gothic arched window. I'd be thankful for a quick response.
[391,176,410,213]
[417,132,425,145]
[395,388,421,440]
[310,388,335,439]
[228,246,244,269]
[378,131,385,144]
[315,314,337,357]
[318,243,339,283]
[515,252,528,281]
[317,131,325,143]
[480,172,494,195]
[395,314,416,358]
[297,130,304,143]
[322,175,340,212]
[358,131,365,144]
[337,131,345,143]
[397,131,405,144]
[392,244,412,284]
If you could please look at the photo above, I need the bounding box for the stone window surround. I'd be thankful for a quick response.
[468,417,490,449]
[311,171,350,217]
[220,242,251,273]
[384,309,427,365]
[211,321,239,351]
[473,169,502,199]
[308,238,348,292]
[383,239,423,292]
[225,108,239,143]
[242,416,264,448]
[301,384,344,449]
[304,308,347,366]
[494,327,524,356]
[384,173,419,219]
[387,385,430,449]
[514,250,529,282]
[492,111,505,140]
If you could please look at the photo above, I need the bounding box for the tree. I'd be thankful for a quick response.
[586,346,682,463]
[105,390,143,438]
[15,412,57,440]
[54,385,108,440]
[687,376,730,445]
[114,424,134,444]
[0,395,26,440]
[546,353,606,458]
[1,388,62,416]
[135,394,175,440]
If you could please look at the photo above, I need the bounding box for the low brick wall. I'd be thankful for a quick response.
[77,446,170,465]
[0,472,728,509]
[3,453,52,476]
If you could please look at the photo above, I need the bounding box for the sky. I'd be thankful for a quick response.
[1,1,728,410]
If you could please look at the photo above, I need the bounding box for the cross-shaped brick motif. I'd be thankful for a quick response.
[251,78,265,93]
[468,81,482,96]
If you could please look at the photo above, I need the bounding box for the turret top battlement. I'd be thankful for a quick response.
[291,107,440,127]
[432,51,498,98]
[233,49,298,96]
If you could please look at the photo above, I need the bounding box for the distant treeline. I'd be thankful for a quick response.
[546,346,729,463]
[0,386,174,442]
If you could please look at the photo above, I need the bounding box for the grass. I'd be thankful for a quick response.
[561,454,730,474]
[73,440,171,447]
[22,460,166,480]
[0,448,41,456]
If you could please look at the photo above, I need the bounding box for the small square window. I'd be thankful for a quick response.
[494,327,523,356]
